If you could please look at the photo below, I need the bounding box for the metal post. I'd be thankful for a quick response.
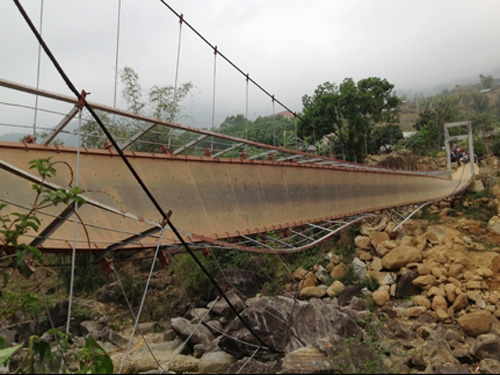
[468,121,475,176]
[444,125,452,177]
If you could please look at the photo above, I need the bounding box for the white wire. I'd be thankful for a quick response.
[118,225,166,374]
[33,0,44,137]
[65,107,82,336]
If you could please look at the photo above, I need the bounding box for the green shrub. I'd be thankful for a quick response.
[57,254,108,296]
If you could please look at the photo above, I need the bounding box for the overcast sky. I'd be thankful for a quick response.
[1,0,500,135]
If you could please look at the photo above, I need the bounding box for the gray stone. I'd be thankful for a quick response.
[280,346,329,374]
[395,268,420,298]
[212,268,262,299]
[338,285,362,306]
[205,320,223,335]
[207,290,246,319]
[137,322,157,335]
[199,351,236,373]
[480,358,500,374]
[473,334,500,361]
[80,320,105,337]
[0,329,17,346]
[184,308,210,323]
[352,257,367,280]
[100,327,128,348]
[170,317,215,347]
[218,296,362,361]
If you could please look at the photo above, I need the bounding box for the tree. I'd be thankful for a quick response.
[480,74,494,90]
[298,77,400,162]
[81,67,193,151]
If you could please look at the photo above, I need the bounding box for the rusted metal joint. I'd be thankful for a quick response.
[77,90,88,110]
[162,210,173,227]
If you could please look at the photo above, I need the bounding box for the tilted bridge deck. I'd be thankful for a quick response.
[0,141,473,254]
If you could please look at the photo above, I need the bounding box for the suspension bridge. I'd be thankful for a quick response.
[0,1,478,370]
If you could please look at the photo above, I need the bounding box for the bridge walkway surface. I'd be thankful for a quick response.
[0,141,473,255]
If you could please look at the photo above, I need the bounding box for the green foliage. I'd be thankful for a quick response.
[112,273,144,307]
[328,313,389,374]
[480,74,494,90]
[81,66,193,151]
[359,276,380,292]
[0,291,41,323]
[1,330,113,374]
[57,254,108,296]
[1,157,86,279]
[299,77,400,162]
[0,343,23,366]
[74,336,114,374]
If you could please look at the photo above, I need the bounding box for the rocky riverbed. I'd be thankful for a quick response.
[3,172,500,374]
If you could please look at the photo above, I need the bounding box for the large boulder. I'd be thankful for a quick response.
[473,334,500,360]
[457,311,493,337]
[280,346,330,374]
[207,290,246,319]
[170,317,215,347]
[218,296,361,361]
[381,246,422,270]
[199,351,236,373]
[122,338,197,373]
[212,268,263,299]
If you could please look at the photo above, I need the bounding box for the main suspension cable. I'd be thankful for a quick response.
[14,0,276,354]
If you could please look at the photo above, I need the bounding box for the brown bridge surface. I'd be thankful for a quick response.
[0,141,473,254]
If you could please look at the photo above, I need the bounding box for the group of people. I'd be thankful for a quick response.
[450,147,477,166]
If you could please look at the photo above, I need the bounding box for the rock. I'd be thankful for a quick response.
[405,306,427,318]
[426,225,452,245]
[137,322,157,335]
[457,311,493,337]
[299,286,326,299]
[448,263,465,278]
[338,285,362,306]
[370,257,383,272]
[326,280,345,298]
[451,294,469,312]
[395,268,420,298]
[365,271,395,286]
[381,245,422,270]
[100,327,128,349]
[372,290,390,306]
[225,358,281,374]
[412,295,431,309]
[213,268,263,299]
[185,308,210,322]
[123,339,192,373]
[298,272,319,289]
[348,296,367,311]
[488,216,500,235]
[432,296,449,311]
[314,265,330,285]
[330,262,348,279]
[170,317,215,347]
[207,290,246,318]
[205,320,223,335]
[199,351,236,373]
[293,267,308,280]
[80,320,104,338]
[436,308,451,322]
[280,346,330,374]
[412,274,437,289]
[369,231,390,249]
[480,358,500,374]
[218,296,361,360]
[351,257,366,280]
[444,284,457,304]
[473,334,500,360]
[354,235,372,250]
[0,329,16,347]
[421,337,460,373]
